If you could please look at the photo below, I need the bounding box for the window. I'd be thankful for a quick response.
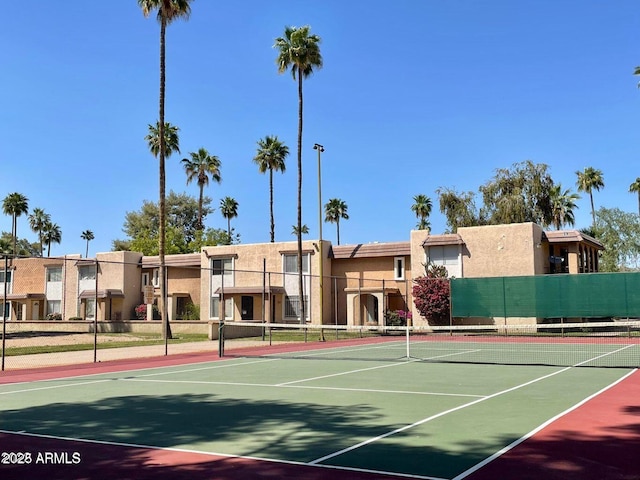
[47,267,62,282]
[47,300,61,315]
[283,254,309,274]
[0,302,8,318]
[428,245,460,277]
[85,299,96,319]
[394,257,405,281]
[0,270,11,283]
[152,269,160,287]
[211,258,233,276]
[285,295,309,319]
[210,297,233,320]
[142,272,150,287]
[79,265,96,281]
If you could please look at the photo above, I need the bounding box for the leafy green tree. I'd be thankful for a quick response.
[0,232,39,257]
[42,221,61,256]
[182,148,221,230]
[549,184,580,230]
[115,191,216,255]
[28,207,50,256]
[81,230,94,258]
[480,161,554,226]
[411,194,432,231]
[139,0,192,340]
[324,198,349,245]
[2,192,29,257]
[436,188,480,233]
[576,167,604,227]
[275,25,323,324]
[220,196,239,242]
[629,177,640,216]
[253,135,289,242]
[593,207,640,272]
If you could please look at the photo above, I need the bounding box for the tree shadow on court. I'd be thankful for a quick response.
[1,388,639,480]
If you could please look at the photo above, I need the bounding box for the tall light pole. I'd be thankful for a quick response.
[313,143,324,325]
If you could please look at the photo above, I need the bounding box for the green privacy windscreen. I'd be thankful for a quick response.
[451,272,640,318]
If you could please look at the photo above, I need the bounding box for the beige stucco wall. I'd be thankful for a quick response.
[201,240,330,325]
[458,223,546,278]
[331,256,411,325]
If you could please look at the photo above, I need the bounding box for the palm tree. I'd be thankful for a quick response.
[144,120,181,339]
[275,25,322,324]
[549,184,580,230]
[292,224,309,236]
[575,167,604,227]
[411,194,433,231]
[635,66,640,87]
[182,148,221,230]
[28,207,50,256]
[629,177,640,216]
[81,230,95,258]
[42,221,61,257]
[2,193,29,257]
[139,0,192,339]
[253,135,289,242]
[220,197,238,243]
[324,198,349,245]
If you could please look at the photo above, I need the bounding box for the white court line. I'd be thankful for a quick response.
[0,428,447,480]
[452,368,638,480]
[0,379,112,396]
[122,377,486,399]
[310,365,576,465]
[128,357,280,378]
[310,345,639,467]
[277,349,482,387]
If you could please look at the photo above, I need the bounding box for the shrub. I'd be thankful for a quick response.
[178,302,200,320]
[385,309,412,326]
[412,263,450,325]
[45,312,62,321]
[135,304,160,320]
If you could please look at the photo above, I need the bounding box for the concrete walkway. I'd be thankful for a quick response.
[1,340,229,371]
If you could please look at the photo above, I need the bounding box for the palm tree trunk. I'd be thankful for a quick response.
[589,192,596,227]
[297,73,305,324]
[336,220,340,246]
[11,215,17,257]
[269,169,275,242]
[158,18,172,340]
[198,184,204,230]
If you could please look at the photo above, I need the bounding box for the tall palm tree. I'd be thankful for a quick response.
[2,193,29,257]
[144,120,180,339]
[42,221,61,257]
[629,177,640,216]
[139,0,192,340]
[575,167,604,227]
[253,135,289,242]
[411,194,433,231]
[81,230,95,258]
[182,148,221,230]
[275,25,322,323]
[28,207,50,256]
[324,198,349,245]
[220,197,238,243]
[549,184,580,230]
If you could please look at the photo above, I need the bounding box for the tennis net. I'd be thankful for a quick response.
[220,320,640,368]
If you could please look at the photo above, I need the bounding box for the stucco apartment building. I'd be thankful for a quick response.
[0,222,602,327]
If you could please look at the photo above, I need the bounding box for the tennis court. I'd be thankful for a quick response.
[1,323,639,480]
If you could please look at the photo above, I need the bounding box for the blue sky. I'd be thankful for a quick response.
[1,1,639,257]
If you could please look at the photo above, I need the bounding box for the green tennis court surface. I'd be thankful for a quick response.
[1,335,637,479]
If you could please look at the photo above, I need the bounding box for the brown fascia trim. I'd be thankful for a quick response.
[544,230,604,250]
[331,242,411,259]
[278,249,316,255]
[421,234,464,248]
